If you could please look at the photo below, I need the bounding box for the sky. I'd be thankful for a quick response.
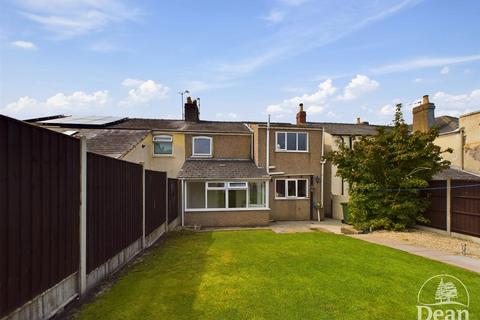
[0,0,480,124]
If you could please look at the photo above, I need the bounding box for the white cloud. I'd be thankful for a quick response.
[261,10,286,23]
[440,66,450,75]
[17,0,139,39]
[1,90,110,119]
[413,77,423,83]
[379,104,395,115]
[266,79,336,116]
[338,74,379,100]
[433,89,480,116]
[11,40,37,50]
[215,112,238,120]
[119,79,170,106]
[372,54,480,74]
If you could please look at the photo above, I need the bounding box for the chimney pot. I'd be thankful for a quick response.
[422,95,429,104]
[356,117,361,124]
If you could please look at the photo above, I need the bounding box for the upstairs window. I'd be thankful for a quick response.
[192,136,212,157]
[153,135,173,155]
[276,132,308,152]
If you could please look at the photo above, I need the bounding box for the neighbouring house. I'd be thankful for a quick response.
[29,98,386,226]
[412,95,480,176]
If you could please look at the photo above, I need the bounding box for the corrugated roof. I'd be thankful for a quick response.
[432,168,480,180]
[178,159,269,179]
[109,118,251,133]
[49,127,149,159]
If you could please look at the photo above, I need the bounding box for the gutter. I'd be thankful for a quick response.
[319,127,326,222]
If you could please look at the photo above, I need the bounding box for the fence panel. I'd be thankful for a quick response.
[86,152,143,273]
[145,170,167,235]
[0,115,80,318]
[451,180,480,237]
[168,178,180,223]
[421,180,447,230]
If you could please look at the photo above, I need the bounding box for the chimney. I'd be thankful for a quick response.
[412,95,435,132]
[296,103,306,125]
[184,96,200,122]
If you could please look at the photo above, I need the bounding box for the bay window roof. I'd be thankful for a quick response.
[178,159,269,180]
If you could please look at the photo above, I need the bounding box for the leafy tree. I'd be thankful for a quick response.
[328,104,451,231]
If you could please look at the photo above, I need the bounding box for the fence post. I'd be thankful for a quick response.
[166,176,169,232]
[141,163,146,249]
[79,137,87,296]
[446,177,451,234]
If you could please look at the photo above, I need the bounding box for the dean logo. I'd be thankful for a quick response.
[417,274,470,320]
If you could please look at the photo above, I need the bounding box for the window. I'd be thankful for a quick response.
[186,182,205,208]
[192,136,212,157]
[249,181,266,207]
[153,135,173,155]
[276,132,308,152]
[186,181,267,210]
[275,179,309,199]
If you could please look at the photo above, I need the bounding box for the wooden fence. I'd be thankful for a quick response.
[0,116,80,317]
[422,179,480,238]
[86,153,143,273]
[0,115,181,319]
[145,170,167,235]
[168,178,180,223]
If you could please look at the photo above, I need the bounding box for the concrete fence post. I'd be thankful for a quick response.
[79,136,87,296]
[141,162,146,249]
[446,177,452,234]
[166,176,169,232]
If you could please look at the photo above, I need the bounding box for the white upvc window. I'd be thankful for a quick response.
[192,136,212,157]
[153,135,173,155]
[275,132,308,152]
[185,181,267,211]
[275,178,308,199]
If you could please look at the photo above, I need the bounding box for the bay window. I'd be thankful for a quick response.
[186,181,267,210]
[275,178,309,199]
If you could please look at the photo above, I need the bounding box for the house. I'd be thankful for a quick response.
[412,95,480,175]
[30,98,386,226]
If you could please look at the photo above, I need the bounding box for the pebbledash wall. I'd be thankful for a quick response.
[0,115,180,320]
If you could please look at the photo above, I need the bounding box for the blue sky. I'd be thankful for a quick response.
[1,0,480,124]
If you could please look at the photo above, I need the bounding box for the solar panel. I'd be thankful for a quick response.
[39,116,126,127]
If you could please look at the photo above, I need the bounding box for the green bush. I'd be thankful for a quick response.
[328,104,451,231]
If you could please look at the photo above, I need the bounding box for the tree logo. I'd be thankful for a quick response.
[417,274,470,319]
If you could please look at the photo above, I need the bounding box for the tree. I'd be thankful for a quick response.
[436,278,458,303]
[328,104,451,231]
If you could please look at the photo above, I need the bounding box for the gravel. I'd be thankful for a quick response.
[369,229,480,259]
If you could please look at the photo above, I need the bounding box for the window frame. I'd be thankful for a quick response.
[185,180,268,211]
[153,135,174,156]
[275,131,309,152]
[274,178,309,200]
[192,136,213,157]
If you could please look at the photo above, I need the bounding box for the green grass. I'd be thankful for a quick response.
[76,230,480,319]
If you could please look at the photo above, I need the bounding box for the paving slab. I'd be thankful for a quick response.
[351,234,480,274]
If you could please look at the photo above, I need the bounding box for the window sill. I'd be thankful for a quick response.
[185,207,270,212]
[274,197,310,200]
[275,150,309,153]
[191,155,213,158]
[153,154,174,158]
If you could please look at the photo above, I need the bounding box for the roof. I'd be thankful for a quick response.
[434,116,459,134]
[251,121,387,136]
[432,168,480,181]
[49,127,149,159]
[36,115,127,128]
[178,159,269,180]
[109,118,251,134]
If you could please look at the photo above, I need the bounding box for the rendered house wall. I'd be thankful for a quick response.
[460,111,480,174]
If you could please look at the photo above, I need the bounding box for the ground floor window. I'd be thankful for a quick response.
[186,181,267,210]
[275,178,308,199]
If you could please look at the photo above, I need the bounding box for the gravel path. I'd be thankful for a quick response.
[368,229,480,259]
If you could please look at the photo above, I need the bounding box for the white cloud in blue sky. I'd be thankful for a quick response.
[1,0,480,123]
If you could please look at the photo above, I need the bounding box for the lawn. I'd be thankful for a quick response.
[75,230,480,319]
